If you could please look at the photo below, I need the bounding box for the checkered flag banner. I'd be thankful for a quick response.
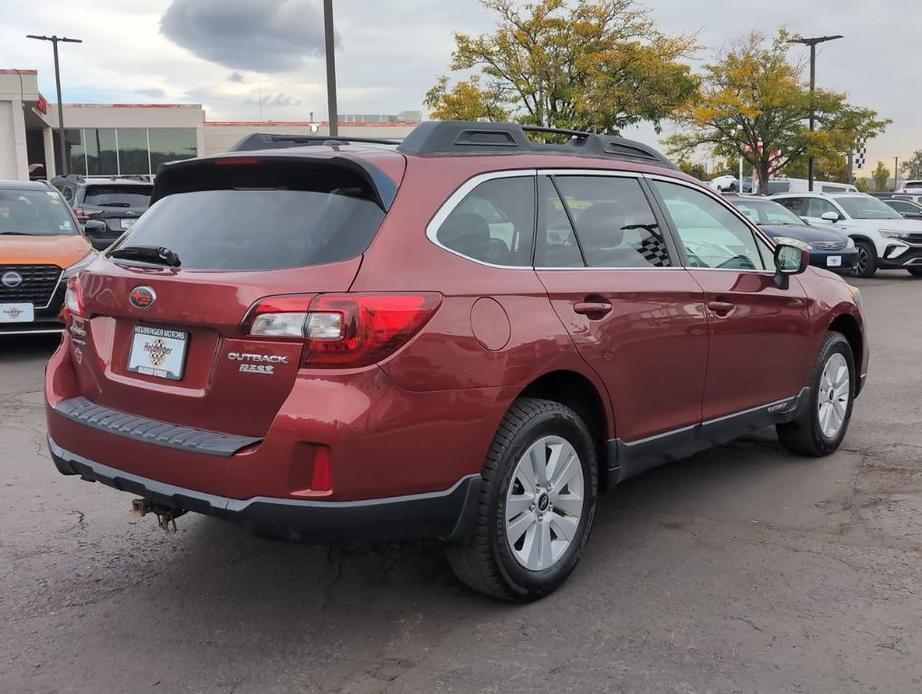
[853,140,866,169]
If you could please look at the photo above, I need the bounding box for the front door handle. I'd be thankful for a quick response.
[574,301,613,317]
[707,300,735,317]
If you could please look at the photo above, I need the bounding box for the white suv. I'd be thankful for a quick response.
[771,192,922,277]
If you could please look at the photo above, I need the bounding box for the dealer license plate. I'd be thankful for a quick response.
[0,303,34,323]
[826,256,842,267]
[127,325,188,380]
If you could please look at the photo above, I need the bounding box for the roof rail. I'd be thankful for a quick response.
[228,132,402,152]
[396,120,677,169]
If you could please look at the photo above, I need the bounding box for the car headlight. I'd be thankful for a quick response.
[845,237,855,248]
[62,251,98,279]
[880,229,912,240]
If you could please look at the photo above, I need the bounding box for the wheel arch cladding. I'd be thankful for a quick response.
[518,370,612,486]
[828,313,863,392]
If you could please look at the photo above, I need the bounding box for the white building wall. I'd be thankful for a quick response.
[46,103,206,131]
[202,123,418,155]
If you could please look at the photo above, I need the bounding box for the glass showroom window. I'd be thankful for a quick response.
[149,128,197,171]
[55,127,198,176]
[117,128,150,175]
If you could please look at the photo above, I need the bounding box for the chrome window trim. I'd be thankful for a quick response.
[425,169,538,270]
[425,168,653,271]
[645,173,781,271]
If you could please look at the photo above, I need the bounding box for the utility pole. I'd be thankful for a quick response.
[788,34,843,192]
[894,156,900,191]
[26,34,82,175]
[323,0,338,136]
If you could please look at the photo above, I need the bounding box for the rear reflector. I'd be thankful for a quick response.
[245,293,441,367]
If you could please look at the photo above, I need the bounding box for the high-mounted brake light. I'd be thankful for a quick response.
[245,293,442,368]
[213,157,262,166]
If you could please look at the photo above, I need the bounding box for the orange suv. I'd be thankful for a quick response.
[0,180,96,334]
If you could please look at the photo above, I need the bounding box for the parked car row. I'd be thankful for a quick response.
[50,175,153,250]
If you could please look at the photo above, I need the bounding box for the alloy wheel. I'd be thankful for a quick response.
[817,352,850,438]
[504,436,585,571]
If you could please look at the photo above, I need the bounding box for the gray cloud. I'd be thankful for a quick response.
[258,93,303,107]
[161,0,328,73]
[135,87,167,97]
[228,71,245,83]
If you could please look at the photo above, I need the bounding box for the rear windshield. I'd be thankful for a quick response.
[84,185,153,209]
[110,162,386,271]
[0,189,79,236]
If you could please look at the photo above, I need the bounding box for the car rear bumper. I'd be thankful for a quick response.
[48,436,481,543]
[45,332,514,540]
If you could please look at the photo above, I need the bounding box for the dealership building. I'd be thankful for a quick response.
[0,68,422,181]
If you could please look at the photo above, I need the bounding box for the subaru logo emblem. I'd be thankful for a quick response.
[129,286,156,309]
[1,271,22,288]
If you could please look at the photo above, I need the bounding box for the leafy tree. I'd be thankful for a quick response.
[871,161,891,191]
[667,32,890,191]
[901,150,922,180]
[676,159,708,180]
[426,0,698,133]
[781,153,848,182]
[855,177,869,193]
[425,75,510,122]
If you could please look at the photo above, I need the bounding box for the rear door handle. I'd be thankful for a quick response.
[574,301,613,317]
[707,300,735,317]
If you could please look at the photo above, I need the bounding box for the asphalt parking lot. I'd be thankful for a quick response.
[2,273,921,694]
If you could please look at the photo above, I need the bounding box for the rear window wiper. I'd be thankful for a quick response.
[95,202,131,208]
[109,245,181,267]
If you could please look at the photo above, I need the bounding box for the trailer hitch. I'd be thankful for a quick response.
[131,498,187,534]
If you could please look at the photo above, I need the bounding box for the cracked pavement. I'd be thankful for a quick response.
[1,274,921,693]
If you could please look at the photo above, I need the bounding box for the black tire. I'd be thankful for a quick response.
[908,267,922,277]
[777,332,855,457]
[852,240,877,278]
[446,397,599,602]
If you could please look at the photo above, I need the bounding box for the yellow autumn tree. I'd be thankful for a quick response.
[425,0,697,133]
[667,32,889,189]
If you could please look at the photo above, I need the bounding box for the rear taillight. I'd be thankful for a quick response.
[74,206,102,223]
[64,276,85,318]
[245,293,442,368]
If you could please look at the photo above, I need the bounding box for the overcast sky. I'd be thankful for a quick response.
[1,0,919,174]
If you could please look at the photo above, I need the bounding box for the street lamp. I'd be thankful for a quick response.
[788,34,843,192]
[26,34,82,175]
[322,0,338,137]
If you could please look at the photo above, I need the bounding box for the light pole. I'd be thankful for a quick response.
[894,156,900,191]
[323,0,338,136]
[26,34,82,175]
[788,34,843,192]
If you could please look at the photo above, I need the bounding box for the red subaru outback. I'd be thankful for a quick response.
[45,122,867,601]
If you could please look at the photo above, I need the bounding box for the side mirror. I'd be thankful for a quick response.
[773,241,809,289]
[821,211,841,222]
[83,219,107,237]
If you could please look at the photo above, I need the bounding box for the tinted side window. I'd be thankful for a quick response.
[554,176,671,268]
[435,176,535,267]
[535,176,584,267]
[654,181,765,271]
[775,197,806,216]
[805,198,838,218]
